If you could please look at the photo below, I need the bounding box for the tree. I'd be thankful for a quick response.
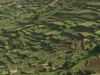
[86,35,96,47]
[88,44,100,58]
[73,33,84,51]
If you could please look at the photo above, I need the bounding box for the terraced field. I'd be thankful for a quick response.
[0,0,100,75]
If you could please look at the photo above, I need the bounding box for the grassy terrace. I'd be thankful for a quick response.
[0,0,100,75]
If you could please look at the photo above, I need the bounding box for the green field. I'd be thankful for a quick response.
[0,0,100,75]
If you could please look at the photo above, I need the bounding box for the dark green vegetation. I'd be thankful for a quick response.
[0,0,100,75]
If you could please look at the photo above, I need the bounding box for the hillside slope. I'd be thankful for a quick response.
[0,0,100,75]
